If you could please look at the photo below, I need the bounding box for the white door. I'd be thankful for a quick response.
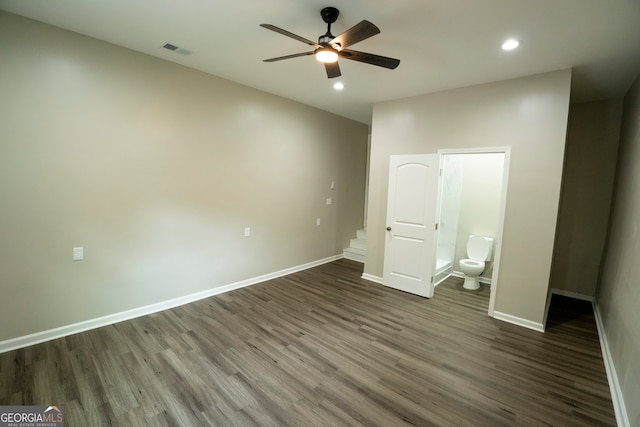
[383,154,440,297]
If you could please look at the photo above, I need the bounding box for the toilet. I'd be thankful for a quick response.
[459,235,494,290]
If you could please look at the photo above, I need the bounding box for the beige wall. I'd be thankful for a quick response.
[550,100,622,296]
[366,70,571,325]
[0,12,367,342]
[597,74,640,426]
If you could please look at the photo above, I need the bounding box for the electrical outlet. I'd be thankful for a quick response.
[316,218,321,226]
[326,198,332,205]
[73,247,84,261]
[244,227,251,237]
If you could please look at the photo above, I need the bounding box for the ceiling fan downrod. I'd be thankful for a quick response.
[319,7,339,44]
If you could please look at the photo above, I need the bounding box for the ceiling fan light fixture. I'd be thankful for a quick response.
[315,46,339,63]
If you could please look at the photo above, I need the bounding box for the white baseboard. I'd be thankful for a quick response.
[593,301,630,427]
[451,271,492,285]
[361,273,384,285]
[0,255,342,354]
[492,311,545,332]
[550,288,594,302]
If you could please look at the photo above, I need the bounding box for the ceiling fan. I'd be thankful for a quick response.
[260,7,400,79]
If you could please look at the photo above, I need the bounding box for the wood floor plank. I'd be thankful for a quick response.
[0,259,616,426]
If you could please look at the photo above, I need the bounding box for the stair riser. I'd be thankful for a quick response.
[350,239,367,250]
[343,251,365,263]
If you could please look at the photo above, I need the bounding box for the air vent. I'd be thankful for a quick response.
[162,43,191,56]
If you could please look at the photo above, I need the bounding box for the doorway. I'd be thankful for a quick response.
[436,148,510,316]
[381,148,510,316]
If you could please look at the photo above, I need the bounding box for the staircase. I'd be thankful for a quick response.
[343,228,367,263]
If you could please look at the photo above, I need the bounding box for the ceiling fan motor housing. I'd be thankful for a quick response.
[318,34,338,45]
[320,7,339,24]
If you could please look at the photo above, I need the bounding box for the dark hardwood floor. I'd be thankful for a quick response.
[0,259,616,426]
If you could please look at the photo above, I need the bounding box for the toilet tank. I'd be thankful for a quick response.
[467,235,494,261]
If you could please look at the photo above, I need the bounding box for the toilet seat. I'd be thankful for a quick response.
[460,259,483,268]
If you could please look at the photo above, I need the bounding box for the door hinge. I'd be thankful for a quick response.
[435,223,438,230]
[430,276,434,283]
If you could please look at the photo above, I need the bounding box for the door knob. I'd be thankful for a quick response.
[386,226,392,231]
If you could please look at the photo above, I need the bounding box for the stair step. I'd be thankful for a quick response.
[350,237,367,251]
[344,228,366,263]
[344,246,365,256]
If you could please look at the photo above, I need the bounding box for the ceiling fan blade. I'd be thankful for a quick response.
[333,20,380,48]
[263,51,314,62]
[260,24,320,47]
[340,49,400,69]
[324,61,341,79]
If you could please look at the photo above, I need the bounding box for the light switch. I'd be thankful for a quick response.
[326,198,332,205]
[316,218,321,226]
[244,227,251,237]
[73,247,83,261]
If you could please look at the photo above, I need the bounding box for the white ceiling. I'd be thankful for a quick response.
[2,0,640,124]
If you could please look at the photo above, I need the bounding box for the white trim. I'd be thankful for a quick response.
[488,147,510,316]
[361,273,384,285]
[0,255,342,354]
[492,311,545,332]
[450,271,492,285]
[550,288,594,302]
[437,146,511,155]
[593,301,630,427]
[364,133,371,228]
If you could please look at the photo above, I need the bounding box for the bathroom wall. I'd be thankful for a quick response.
[453,153,505,280]
[367,69,571,325]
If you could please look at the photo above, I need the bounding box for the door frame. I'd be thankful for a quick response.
[437,147,511,317]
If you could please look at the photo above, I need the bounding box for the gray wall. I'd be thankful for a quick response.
[366,70,571,326]
[550,100,622,296]
[0,12,368,342]
[597,74,640,426]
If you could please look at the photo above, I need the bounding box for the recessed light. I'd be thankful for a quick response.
[501,38,520,51]
[333,82,344,90]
